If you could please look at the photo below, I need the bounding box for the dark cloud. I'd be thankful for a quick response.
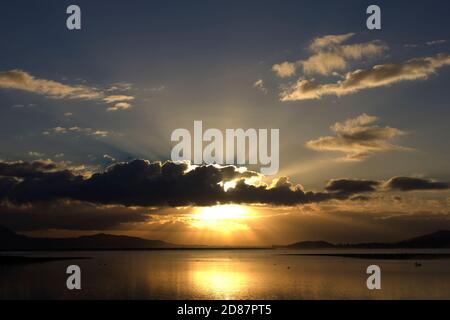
[224,178,333,205]
[0,159,64,177]
[326,179,380,194]
[385,177,449,191]
[86,167,335,206]
[0,160,82,204]
[73,160,262,206]
[0,159,336,207]
[1,160,447,213]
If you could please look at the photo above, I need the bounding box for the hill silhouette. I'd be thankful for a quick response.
[0,226,173,250]
[286,230,450,249]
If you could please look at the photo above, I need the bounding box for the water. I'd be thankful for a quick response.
[1,249,450,299]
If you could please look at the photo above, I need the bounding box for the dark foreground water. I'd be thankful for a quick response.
[1,249,450,299]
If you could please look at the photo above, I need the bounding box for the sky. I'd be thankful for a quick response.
[0,0,449,245]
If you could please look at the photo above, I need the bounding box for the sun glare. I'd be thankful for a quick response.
[191,205,252,232]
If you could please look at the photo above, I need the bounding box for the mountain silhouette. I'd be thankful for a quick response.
[286,230,450,249]
[1,226,450,250]
[395,230,450,248]
[0,226,173,250]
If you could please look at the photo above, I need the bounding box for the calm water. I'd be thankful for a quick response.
[1,249,450,299]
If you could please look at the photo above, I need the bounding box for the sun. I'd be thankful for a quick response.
[190,205,252,232]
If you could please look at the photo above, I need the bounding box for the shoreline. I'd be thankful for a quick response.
[280,253,450,260]
[0,256,90,265]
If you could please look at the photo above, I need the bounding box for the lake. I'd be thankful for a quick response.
[1,249,450,299]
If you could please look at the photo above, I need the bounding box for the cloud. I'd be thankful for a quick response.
[326,179,380,194]
[426,40,447,46]
[0,70,102,100]
[1,159,448,233]
[74,161,332,207]
[107,102,132,111]
[107,82,133,92]
[272,62,298,78]
[385,177,449,191]
[0,159,345,207]
[149,85,166,92]
[404,43,419,48]
[0,69,135,109]
[28,151,45,158]
[309,33,355,51]
[43,126,112,138]
[1,159,447,211]
[253,79,267,94]
[301,51,348,76]
[89,130,111,137]
[303,41,387,76]
[324,176,449,195]
[0,159,92,179]
[103,154,116,162]
[280,53,450,101]
[102,95,135,103]
[306,114,410,161]
[272,33,387,77]
[11,103,37,109]
[0,159,73,176]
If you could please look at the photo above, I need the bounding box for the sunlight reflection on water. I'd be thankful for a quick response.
[1,249,450,299]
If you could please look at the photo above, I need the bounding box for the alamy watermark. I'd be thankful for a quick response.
[66,5,81,30]
[366,265,381,290]
[171,121,279,175]
[66,265,81,290]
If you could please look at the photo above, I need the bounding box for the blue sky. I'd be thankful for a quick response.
[1,1,449,184]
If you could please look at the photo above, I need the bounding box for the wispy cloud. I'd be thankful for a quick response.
[404,40,447,48]
[305,41,387,76]
[253,79,268,94]
[426,39,447,46]
[43,126,112,138]
[103,154,116,162]
[149,85,166,92]
[306,114,410,161]
[0,70,102,99]
[28,151,45,158]
[0,70,135,109]
[107,102,132,112]
[272,33,387,77]
[309,33,355,51]
[107,82,133,92]
[102,95,135,103]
